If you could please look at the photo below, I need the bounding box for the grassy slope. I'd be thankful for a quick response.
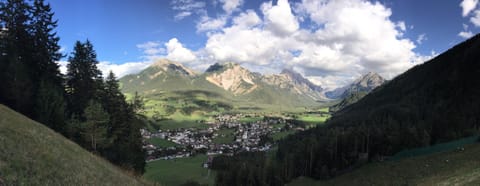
[0,104,147,185]
[289,143,480,186]
[144,155,214,186]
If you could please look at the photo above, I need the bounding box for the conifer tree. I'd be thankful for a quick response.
[82,100,109,152]
[65,40,103,118]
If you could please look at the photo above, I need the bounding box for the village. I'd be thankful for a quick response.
[141,113,305,162]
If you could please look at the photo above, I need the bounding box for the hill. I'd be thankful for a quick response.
[0,104,147,185]
[289,143,480,186]
[278,33,480,181]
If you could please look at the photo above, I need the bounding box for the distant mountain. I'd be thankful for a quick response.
[262,69,325,100]
[325,86,348,99]
[341,72,386,97]
[120,60,327,110]
[330,72,386,112]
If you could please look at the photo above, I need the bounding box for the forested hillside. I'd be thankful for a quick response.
[0,0,145,177]
[213,34,480,185]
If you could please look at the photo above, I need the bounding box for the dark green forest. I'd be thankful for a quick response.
[212,34,480,185]
[0,0,145,174]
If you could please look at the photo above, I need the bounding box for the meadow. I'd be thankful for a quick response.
[144,155,215,186]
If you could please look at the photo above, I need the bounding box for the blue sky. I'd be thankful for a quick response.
[48,0,480,89]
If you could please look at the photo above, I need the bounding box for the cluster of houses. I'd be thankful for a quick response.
[142,113,298,162]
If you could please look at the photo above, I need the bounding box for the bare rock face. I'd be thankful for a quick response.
[205,63,258,95]
[262,69,325,100]
[342,72,386,96]
[149,59,196,79]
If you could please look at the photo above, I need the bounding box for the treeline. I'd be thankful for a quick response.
[212,34,480,185]
[0,0,145,173]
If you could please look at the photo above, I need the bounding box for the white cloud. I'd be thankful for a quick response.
[470,10,480,26]
[97,61,152,78]
[199,0,427,88]
[171,0,206,20]
[137,41,164,57]
[196,16,227,32]
[57,61,68,75]
[56,61,151,78]
[261,0,299,36]
[233,10,261,28]
[219,0,243,14]
[165,38,197,63]
[396,21,406,32]
[416,33,427,44]
[459,31,474,38]
[174,11,193,20]
[461,0,478,17]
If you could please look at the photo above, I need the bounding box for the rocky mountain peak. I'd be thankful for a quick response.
[353,72,385,89]
[150,59,196,77]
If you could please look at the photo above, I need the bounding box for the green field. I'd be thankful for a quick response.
[144,155,215,186]
[390,135,479,160]
[0,104,147,185]
[288,143,480,185]
[213,128,236,144]
[271,130,296,141]
[147,138,180,148]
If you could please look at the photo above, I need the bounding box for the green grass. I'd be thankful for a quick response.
[147,138,180,148]
[0,104,147,185]
[297,114,329,124]
[271,130,296,141]
[144,155,215,186]
[288,143,480,186]
[391,135,479,160]
[213,128,235,144]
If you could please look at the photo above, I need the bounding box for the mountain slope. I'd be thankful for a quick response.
[289,143,480,185]
[0,104,147,185]
[329,72,386,112]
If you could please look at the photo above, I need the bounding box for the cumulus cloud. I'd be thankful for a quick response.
[56,61,151,78]
[470,10,480,26]
[416,33,427,44]
[459,30,474,38]
[461,0,478,17]
[165,38,197,63]
[219,0,243,14]
[197,16,227,32]
[97,61,152,78]
[202,0,422,88]
[262,0,299,36]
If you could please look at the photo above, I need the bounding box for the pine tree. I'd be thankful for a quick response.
[0,0,35,115]
[82,100,109,152]
[31,0,65,132]
[65,40,103,118]
[101,71,145,174]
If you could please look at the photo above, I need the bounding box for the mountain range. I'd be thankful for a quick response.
[120,59,387,112]
[120,59,333,110]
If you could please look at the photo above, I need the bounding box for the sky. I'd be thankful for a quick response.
[49,0,480,89]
